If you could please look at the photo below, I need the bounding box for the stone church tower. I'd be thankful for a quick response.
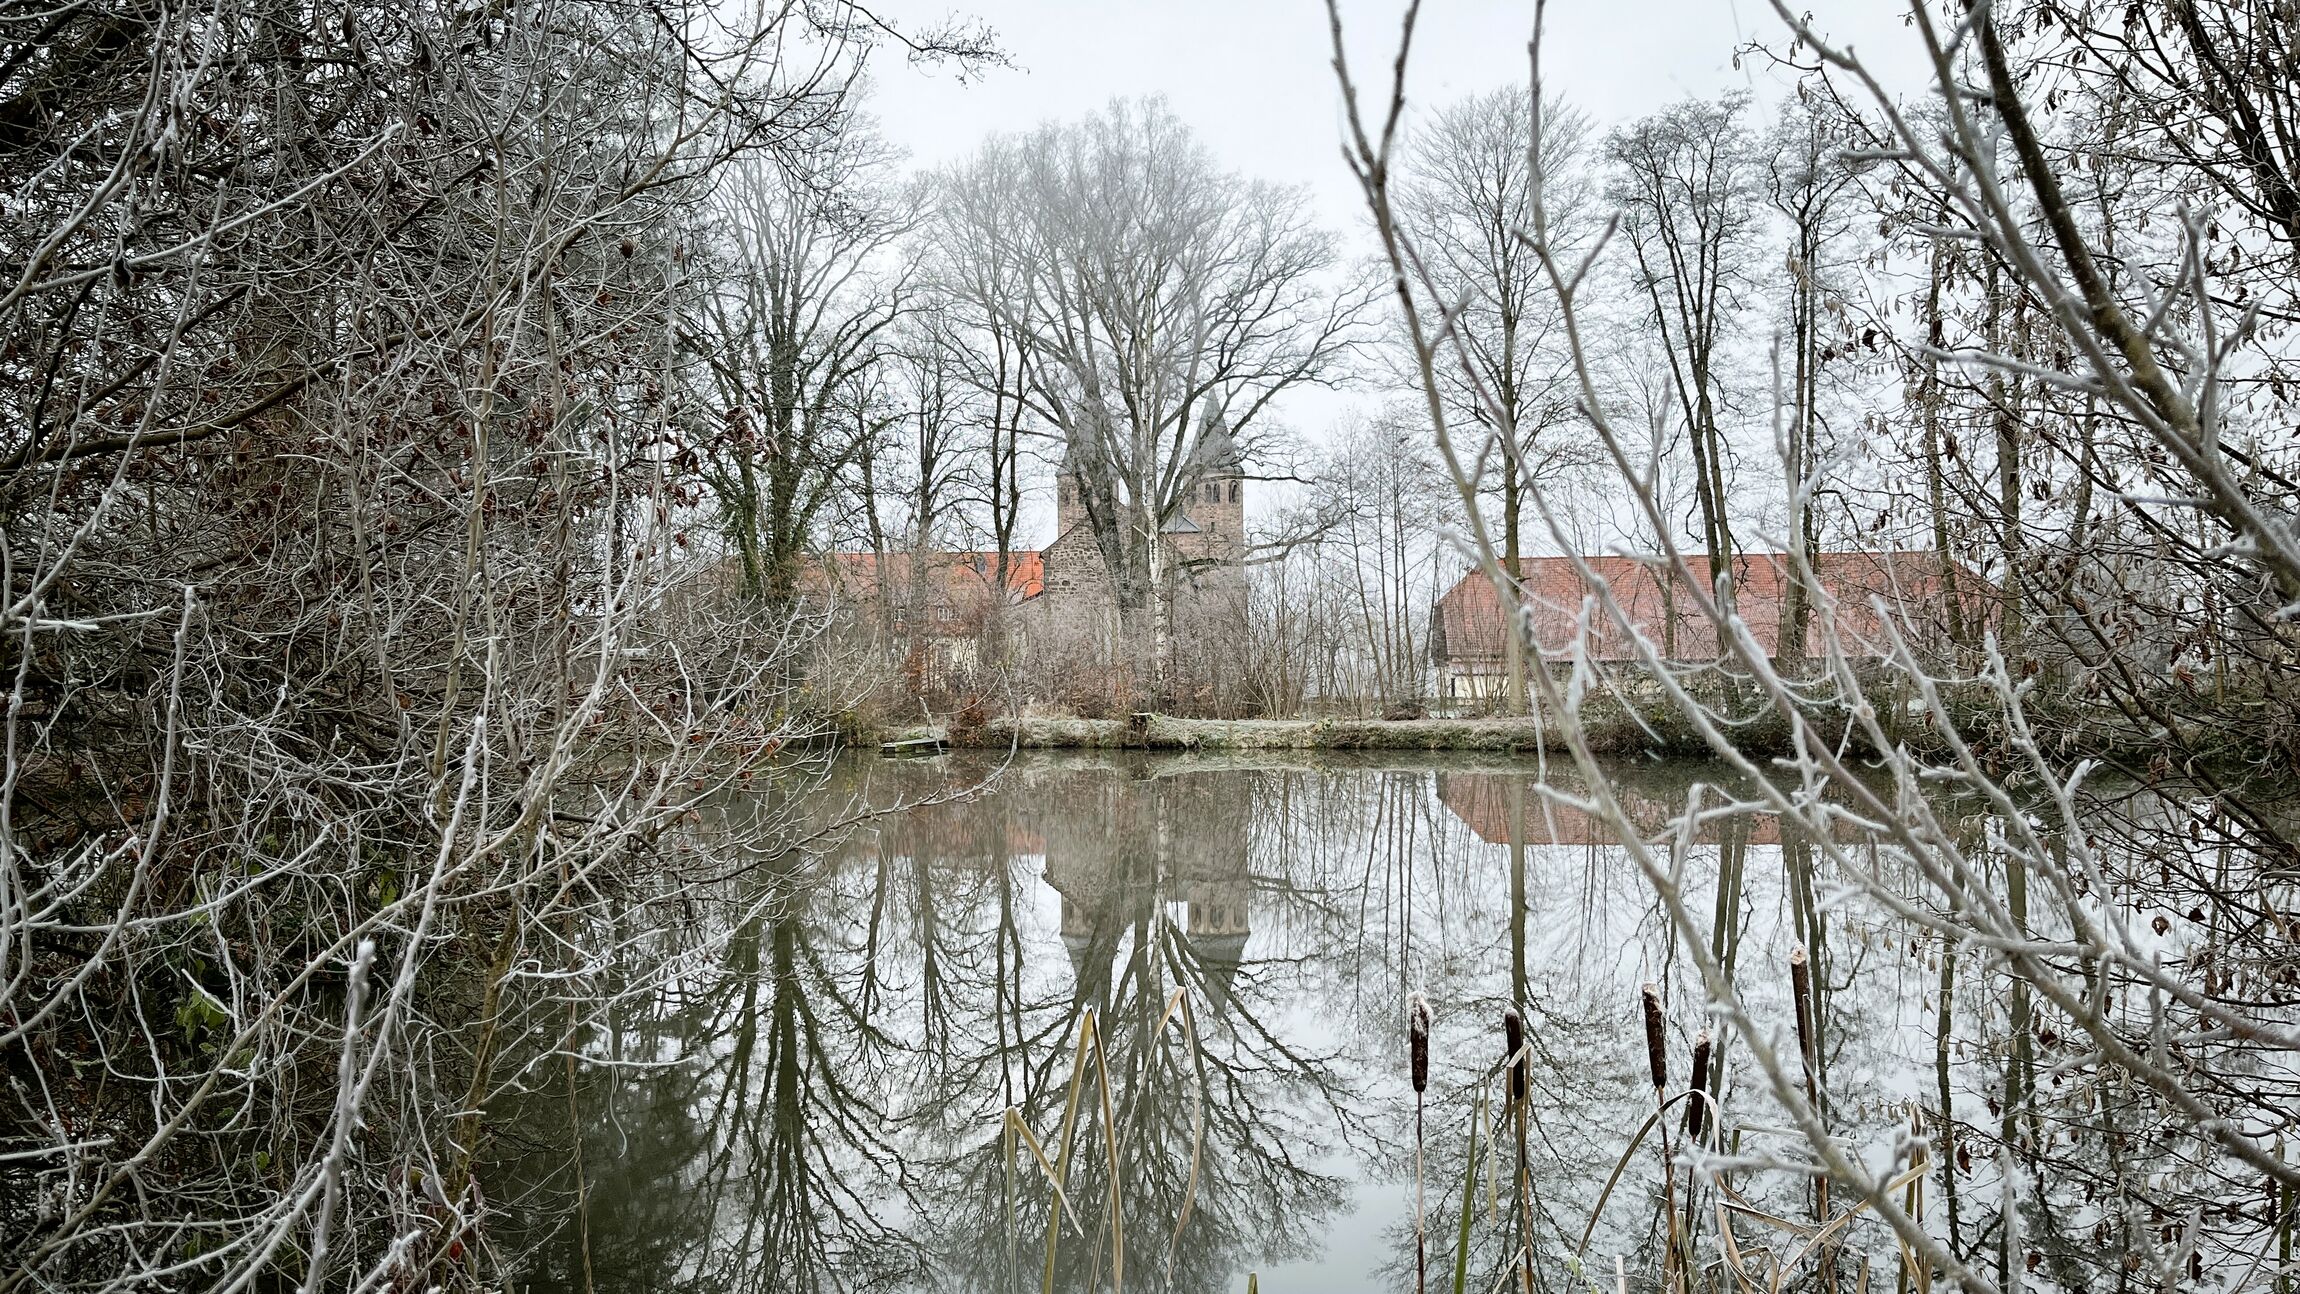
[1038,417,1249,702]
[1045,420,1247,594]
[1050,417,1244,559]
[1168,421,1246,570]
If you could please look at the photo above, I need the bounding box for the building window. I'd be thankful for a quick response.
[934,604,955,623]
[1228,480,1240,503]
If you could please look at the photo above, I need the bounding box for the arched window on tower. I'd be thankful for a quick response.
[1228,480,1240,503]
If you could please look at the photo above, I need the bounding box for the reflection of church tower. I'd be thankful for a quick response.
[1174,765,1252,1013]
[1057,883,1099,977]
[1183,866,1250,1014]
[1044,770,1138,1008]
[1040,769,1254,1013]
[1050,840,1121,1004]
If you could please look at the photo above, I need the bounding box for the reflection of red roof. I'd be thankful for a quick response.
[1437,773,1784,847]
[1431,552,1984,665]
[842,806,1045,862]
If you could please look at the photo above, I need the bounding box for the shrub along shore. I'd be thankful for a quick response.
[969,713,1578,751]
[940,705,1761,756]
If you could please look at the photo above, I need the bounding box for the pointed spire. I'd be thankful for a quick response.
[1187,404,1241,472]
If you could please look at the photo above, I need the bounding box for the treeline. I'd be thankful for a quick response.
[644,17,2300,740]
[689,95,1359,718]
[1251,52,2299,728]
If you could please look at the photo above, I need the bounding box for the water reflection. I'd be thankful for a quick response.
[485,753,1976,1293]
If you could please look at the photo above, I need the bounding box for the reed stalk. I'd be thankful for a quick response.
[1151,987,1208,1276]
[1683,1030,1712,1142]
[1503,1006,1526,1105]
[1641,983,1669,1096]
[1935,939,1962,1255]
[1453,1092,1481,1294]
[1641,983,1685,1293]
[1679,1026,1713,1288]
[1410,993,1431,1294]
[1093,1026,1123,1294]
[1503,1007,1532,1294]
[1039,1012,1094,1294]
[1790,945,1832,1287]
[1790,946,1816,1090]
[1901,1104,1928,1294]
[2281,1134,2293,1294]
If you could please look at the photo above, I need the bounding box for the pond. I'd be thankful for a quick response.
[477,751,2050,1292]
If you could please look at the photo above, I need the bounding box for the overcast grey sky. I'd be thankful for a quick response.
[864,0,1928,234]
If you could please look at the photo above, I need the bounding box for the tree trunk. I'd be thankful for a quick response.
[1780,229,1817,665]
[1987,260,2026,651]
[1923,241,1968,651]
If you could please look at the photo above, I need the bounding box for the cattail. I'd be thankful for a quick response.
[1407,993,1431,1093]
[1411,993,1432,1294]
[1684,1029,1713,1140]
[1790,945,1817,1081]
[1641,982,1668,1094]
[1502,1007,1526,1104]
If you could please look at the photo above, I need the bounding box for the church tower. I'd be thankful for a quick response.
[1181,415,1245,562]
[1054,463,1087,540]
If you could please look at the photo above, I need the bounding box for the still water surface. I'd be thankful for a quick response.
[489,751,1953,1292]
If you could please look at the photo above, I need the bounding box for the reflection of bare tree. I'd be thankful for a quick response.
[488,759,1356,1293]
[489,790,917,1294]
[923,764,1354,1293]
[1264,759,1951,1289]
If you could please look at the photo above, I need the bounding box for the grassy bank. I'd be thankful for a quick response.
[945,699,1755,755]
[915,670,1797,754]
[963,714,1571,751]
[913,670,2242,762]
[924,684,2235,763]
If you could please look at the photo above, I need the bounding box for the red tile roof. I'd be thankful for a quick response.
[817,549,1045,603]
[1431,551,1983,665]
[802,550,1046,638]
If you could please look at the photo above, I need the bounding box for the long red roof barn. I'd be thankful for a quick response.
[1430,551,1984,671]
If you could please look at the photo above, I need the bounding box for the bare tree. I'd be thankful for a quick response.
[1253,410,1459,714]
[924,144,1038,612]
[1763,91,1864,661]
[1609,95,1763,578]
[936,99,1363,689]
[692,113,912,608]
[1392,86,1600,711]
